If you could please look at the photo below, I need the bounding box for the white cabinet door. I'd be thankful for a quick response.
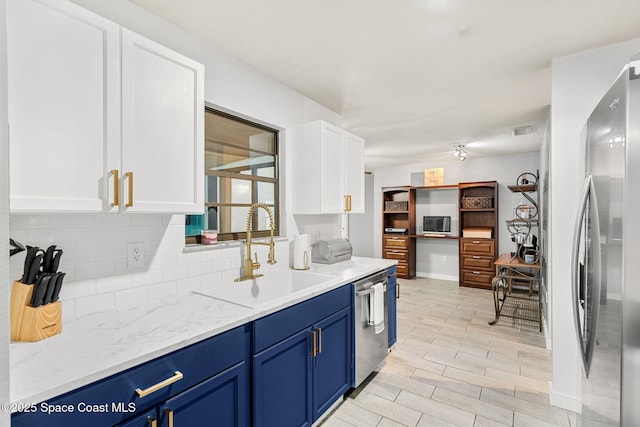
[343,132,365,214]
[319,123,346,214]
[292,120,365,214]
[121,29,204,213]
[8,0,120,212]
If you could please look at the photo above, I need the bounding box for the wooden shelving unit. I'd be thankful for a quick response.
[458,181,499,289]
[382,187,415,279]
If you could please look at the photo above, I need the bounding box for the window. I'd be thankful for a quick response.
[186,108,279,243]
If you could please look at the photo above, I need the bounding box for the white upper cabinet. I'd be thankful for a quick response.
[292,120,365,214]
[8,0,120,212]
[8,0,204,214]
[120,29,204,213]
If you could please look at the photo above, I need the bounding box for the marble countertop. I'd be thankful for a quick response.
[10,256,395,407]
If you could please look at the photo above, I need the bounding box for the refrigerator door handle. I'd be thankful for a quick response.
[585,176,603,378]
[571,175,591,376]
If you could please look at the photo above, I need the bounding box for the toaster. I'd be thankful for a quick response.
[311,238,353,264]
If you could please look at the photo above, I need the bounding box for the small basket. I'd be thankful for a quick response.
[385,201,408,211]
[461,196,493,209]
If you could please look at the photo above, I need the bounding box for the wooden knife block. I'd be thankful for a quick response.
[10,281,62,342]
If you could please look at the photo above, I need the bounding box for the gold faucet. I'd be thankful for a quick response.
[235,203,277,281]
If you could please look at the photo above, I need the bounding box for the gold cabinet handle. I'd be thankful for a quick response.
[344,195,349,212]
[111,170,119,207]
[147,417,157,427]
[348,195,352,211]
[135,371,183,398]
[125,171,134,207]
[164,408,174,427]
[310,330,317,357]
[317,327,322,354]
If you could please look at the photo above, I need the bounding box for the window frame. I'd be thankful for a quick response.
[186,107,280,245]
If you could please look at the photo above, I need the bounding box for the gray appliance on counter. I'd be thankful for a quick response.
[353,270,388,387]
[571,58,640,426]
[311,238,352,264]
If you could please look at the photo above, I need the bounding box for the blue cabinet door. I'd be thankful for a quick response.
[115,409,158,427]
[387,266,398,347]
[253,328,313,427]
[312,306,352,420]
[159,361,248,427]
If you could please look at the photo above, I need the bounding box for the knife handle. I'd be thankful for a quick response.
[30,275,50,307]
[42,273,58,305]
[111,170,119,207]
[50,273,65,303]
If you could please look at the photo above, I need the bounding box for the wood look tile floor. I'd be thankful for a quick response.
[322,278,576,427]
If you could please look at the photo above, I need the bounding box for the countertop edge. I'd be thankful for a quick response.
[10,257,396,407]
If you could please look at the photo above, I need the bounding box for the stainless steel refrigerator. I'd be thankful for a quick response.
[572,59,640,426]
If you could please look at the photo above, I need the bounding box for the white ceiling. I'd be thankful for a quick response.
[130,0,640,170]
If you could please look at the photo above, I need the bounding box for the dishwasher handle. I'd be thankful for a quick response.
[355,282,387,297]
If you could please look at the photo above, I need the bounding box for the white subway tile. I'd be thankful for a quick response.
[177,276,201,293]
[148,281,177,298]
[96,275,132,294]
[94,215,132,227]
[169,215,185,226]
[51,215,95,228]
[132,215,164,227]
[115,287,149,308]
[176,250,201,266]
[60,280,97,299]
[221,269,241,284]
[189,262,211,277]
[132,269,164,288]
[75,227,117,245]
[164,265,190,282]
[200,272,224,292]
[76,261,116,281]
[10,214,51,229]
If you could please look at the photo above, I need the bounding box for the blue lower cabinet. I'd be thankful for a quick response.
[253,284,354,427]
[159,362,248,427]
[12,326,250,427]
[253,329,314,427]
[114,410,158,427]
[387,266,398,347]
[313,307,352,420]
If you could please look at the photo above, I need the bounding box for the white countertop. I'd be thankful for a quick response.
[10,256,395,406]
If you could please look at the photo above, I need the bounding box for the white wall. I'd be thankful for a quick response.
[348,174,375,257]
[0,1,10,425]
[371,151,541,280]
[548,37,640,412]
[7,0,344,318]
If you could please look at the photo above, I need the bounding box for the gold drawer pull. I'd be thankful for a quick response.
[164,408,174,427]
[135,371,183,398]
[147,417,157,427]
[111,170,119,207]
[473,256,480,259]
[472,271,480,275]
[125,171,134,208]
[310,331,317,356]
[472,240,481,244]
[317,327,322,354]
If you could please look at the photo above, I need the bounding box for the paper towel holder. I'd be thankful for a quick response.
[292,250,310,270]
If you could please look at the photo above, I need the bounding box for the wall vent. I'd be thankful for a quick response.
[511,125,536,136]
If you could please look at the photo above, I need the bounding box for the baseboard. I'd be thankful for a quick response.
[415,272,458,282]
[548,381,581,413]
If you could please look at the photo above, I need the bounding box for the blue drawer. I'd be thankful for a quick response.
[252,284,352,354]
[12,325,249,427]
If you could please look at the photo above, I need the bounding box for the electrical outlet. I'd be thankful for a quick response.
[127,242,145,269]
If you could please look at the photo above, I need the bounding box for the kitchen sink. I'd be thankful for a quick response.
[195,270,337,309]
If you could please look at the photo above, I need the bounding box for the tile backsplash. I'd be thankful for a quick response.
[9,214,289,318]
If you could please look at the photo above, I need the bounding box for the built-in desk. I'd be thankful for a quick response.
[489,253,541,331]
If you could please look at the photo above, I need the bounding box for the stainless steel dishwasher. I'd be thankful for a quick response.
[353,270,389,387]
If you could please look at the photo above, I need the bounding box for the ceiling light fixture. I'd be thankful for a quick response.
[453,144,467,161]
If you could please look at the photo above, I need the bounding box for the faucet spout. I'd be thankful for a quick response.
[235,203,276,282]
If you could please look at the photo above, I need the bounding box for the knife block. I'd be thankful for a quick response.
[10,281,62,342]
